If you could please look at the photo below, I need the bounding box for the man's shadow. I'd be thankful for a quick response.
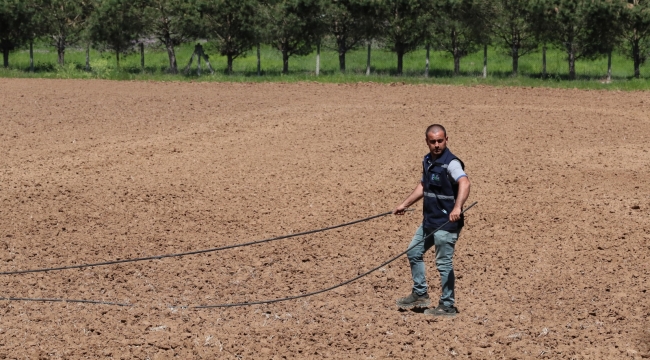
[397,307,427,313]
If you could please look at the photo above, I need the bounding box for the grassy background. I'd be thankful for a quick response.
[1,40,649,90]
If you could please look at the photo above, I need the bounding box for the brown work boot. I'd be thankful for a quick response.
[396,291,431,310]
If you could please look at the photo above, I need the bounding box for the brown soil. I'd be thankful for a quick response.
[0,79,649,359]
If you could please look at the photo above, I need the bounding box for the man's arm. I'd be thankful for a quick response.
[449,177,470,222]
[393,182,424,215]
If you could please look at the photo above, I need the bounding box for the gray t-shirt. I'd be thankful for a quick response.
[447,159,467,183]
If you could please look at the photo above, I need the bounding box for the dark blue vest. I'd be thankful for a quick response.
[421,148,464,232]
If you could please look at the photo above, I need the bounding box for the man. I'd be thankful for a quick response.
[393,124,470,316]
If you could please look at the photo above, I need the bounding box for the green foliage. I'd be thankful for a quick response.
[582,0,624,58]
[146,0,201,73]
[199,0,258,73]
[493,0,538,75]
[322,0,379,71]
[0,0,35,67]
[89,0,148,67]
[2,41,650,88]
[379,0,431,74]
[432,0,493,75]
[260,0,323,73]
[620,0,650,77]
[35,0,94,65]
[2,0,650,81]
[533,0,593,78]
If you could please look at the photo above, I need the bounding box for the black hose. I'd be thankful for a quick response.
[194,202,477,309]
[0,210,404,275]
[0,296,132,306]
[0,205,476,309]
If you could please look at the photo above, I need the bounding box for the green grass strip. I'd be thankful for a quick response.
[2,42,649,91]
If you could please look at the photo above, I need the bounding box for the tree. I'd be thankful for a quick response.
[36,0,94,66]
[360,0,386,75]
[260,0,322,74]
[322,0,376,72]
[477,0,497,77]
[532,0,591,79]
[148,0,200,74]
[493,0,538,76]
[433,0,491,76]
[200,0,258,74]
[620,0,650,78]
[0,0,33,68]
[26,1,47,72]
[582,0,625,81]
[528,0,555,77]
[380,0,431,75]
[89,0,148,67]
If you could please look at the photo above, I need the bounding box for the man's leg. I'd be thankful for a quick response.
[434,230,458,308]
[408,226,436,295]
[396,226,435,309]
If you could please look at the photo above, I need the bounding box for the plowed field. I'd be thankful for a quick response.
[1,79,649,359]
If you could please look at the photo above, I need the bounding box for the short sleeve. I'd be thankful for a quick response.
[447,160,467,183]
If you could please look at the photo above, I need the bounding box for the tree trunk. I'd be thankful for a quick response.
[542,45,547,78]
[315,40,320,76]
[425,44,430,78]
[29,40,34,72]
[140,43,145,71]
[257,43,261,76]
[282,48,289,74]
[197,50,202,76]
[56,36,66,66]
[338,41,346,72]
[2,48,8,68]
[633,39,641,79]
[451,29,460,76]
[607,51,612,82]
[227,54,233,74]
[512,44,519,77]
[116,51,120,68]
[397,49,404,76]
[57,47,65,66]
[566,41,576,80]
[366,41,371,76]
[85,43,90,71]
[483,44,487,78]
[164,37,178,74]
[568,50,575,80]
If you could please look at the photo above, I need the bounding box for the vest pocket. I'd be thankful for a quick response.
[427,168,445,189]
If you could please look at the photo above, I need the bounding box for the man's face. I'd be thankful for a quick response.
[426,131,447,156]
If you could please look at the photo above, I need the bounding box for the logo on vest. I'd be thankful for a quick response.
[430,173,440,183]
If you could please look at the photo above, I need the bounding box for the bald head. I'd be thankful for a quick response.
[425,124,447,137]
[425,124,448,157]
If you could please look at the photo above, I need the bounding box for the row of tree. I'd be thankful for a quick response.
[1,0,650,79]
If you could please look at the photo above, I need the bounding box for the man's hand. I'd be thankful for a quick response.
[393,204,408,215]
[449,177,470,222]
[394,182,424,215]
[449,207,462,222]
